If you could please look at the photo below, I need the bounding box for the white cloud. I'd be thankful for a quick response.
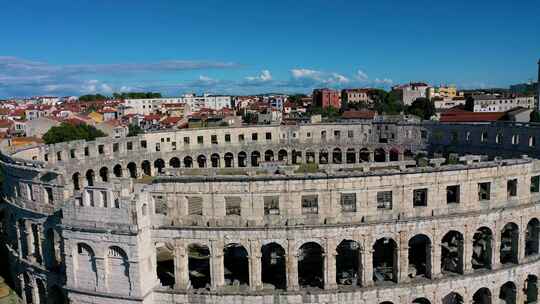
[329,73,349,84]
[355,70,369,82]
[246,70,272,82]
[374,78,393,85]
[291,68,322,80]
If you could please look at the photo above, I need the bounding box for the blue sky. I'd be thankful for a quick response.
[1,0,539,98]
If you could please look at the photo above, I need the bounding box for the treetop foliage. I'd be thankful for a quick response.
[43,123,106,144]
[112,92,162,99]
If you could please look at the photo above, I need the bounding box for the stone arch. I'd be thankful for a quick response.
[525,218,539,256]
[499,281,516,304]
[154,158,165,174]
[441,230,464,275]
[261,242,286,290]
[525,274,538,303]
[408,234,431,279]
[346,148,356,163]
[45,228,61,270]
[442,292,464,304]
[85,169,95,186]
[332,148,342,164]
[155,242,175,287]
[495,133,503,144]
[107,246,131,293]
[374,148,386,162]
[278,149,288,162]
[141,160,151,176]
[99,166,109,182]
[305,150,315,163]
[373,237,397,283]
[389,148,400,161]
[359,148,370,162]
[76,243,98,290]
[529,135,536,147]
[183,156,193,168]
[238,151,247,167]
[264,150,274,162]
[224,152,234,167]
[472,226,493,270]
[251,151,261,167]
[223,243,249,286]
[412,298,431,304]
[472,287,492,304]
[298,242,324,288]
[197,155,207,168]
[127,162,137,178]
[72,172,80,190]
[336,239,361,286]
[187,243,211,289]
[481,131,488,143]
[319,149,329,164]
[500,222,519,265]
[113,164,122,177]
[210,153,220,168]
[169,157,181,168]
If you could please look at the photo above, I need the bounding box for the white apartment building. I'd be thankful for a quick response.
[181,93,232,111]
[392,83,431,106]
[123,98,184,115]
[473,95,535,112]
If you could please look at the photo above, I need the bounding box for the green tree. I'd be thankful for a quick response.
[112,92,162,99]
[127,124,144,137]
[43,123,106,144]
[79,94,108,102]
[406,98,436,120]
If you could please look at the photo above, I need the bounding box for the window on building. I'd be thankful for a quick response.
[26,184,34,201]
[413,188,428,207]
[113,143,119,153]
[530,136,536,147]
[307,132,311,138]
[340,193,357,213]
[478,182,491,201]
[127,142,133,150]
[155,143,160,152]
[160,138,165,143]
[98,145,104,154]
[187,196,203,216]
[166,137,170,142]
[225,134,231,142]
[321,130,327,140]
[266,132,272,140]
[302,195,318,214]
[100,191,108,207]
[140,140,147,149]
[421,130,427,139]
[225,196,241,216]
[57,151,62,161]
[348,130,354,138]
[44,154,49,161]
[507,179,518,198]
[45,187,54,204]
[264,196,280,215]
[239,134,245,142]
[377,191,392,209]
[512,135,519,145]
[70,149,76,158]
[197,136,204,144]
[84,147,89,156]
[184,137,190,145]
[446,185,460,204]
[211,135,218,144]
[334,130,341,139]
[252,133,258,141]
[480,132,488,143]
[153,195,167,215]
[531,176,540,193]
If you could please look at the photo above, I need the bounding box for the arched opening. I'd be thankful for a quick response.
[99,167,108,182]
[187,244,211,289]
[292,150,302,164]
[85,169,95,186]
[441,231,464,275]
[412,298,431,304]
[210,153,220,168]
[500,222,519,265]
[346,148,356,163]
[374,148,386,162]
[107,246,131,293]
[359,148,370,162]
[113,164,122,177]
[223,243,249,286]
[525,218,540,256]
[332,148,342,164]
[36,278,46,304]
[404,149,414,160]
[169,157,180,168]
[155,243,175,288]
[277,149,288,162]
[380,302,393,304]
[47,285,67,304]
[251,151,261,167]
[127,162,137,178]
[264,150,274,162]
[45,228,61,270]
[224,153,234,167]
[141,160,151,176]
[442,292,464,304]
[472,287,492,304]
[499,281,516,304]
[373,237,397,283]
[298,242,324,288]
[261,243,286,290]
[472,227,492,270]
[23,273,33,304]
[154,159,165,174]
[197,155,207,168]
[76,243,98,290]
[525,275,538,303]
[183,156,193,168]
[389,148,399,161]
[238,152,247,167]
[408,234,431,279]
[72,172,80,190]
[305,150,315,164]
[336,240,361,286]
[319,149,329,164]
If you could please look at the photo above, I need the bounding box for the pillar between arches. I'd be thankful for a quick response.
[286,240,299,290]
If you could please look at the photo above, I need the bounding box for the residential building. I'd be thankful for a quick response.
[472,94,535,112]
[392,82,431,105]
[341,89,372,107]
[313,88,341,109]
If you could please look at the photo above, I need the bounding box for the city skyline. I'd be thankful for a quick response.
[1,0,540,98]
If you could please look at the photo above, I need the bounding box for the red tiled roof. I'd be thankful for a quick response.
[144,114,161,121]
[161,116,183,125]
[440,111,506,123]
[0,119,13,128]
